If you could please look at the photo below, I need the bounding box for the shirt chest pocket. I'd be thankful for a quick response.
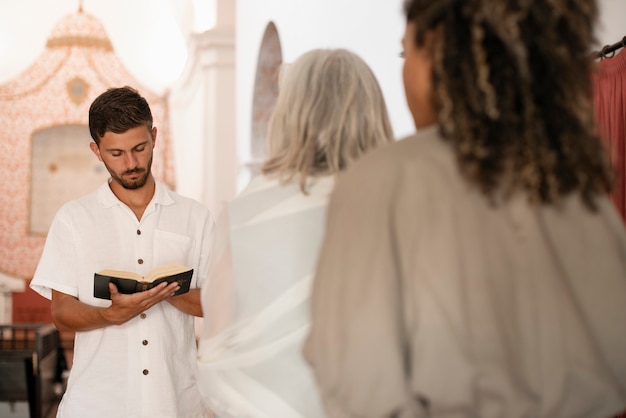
[153,229,195,267]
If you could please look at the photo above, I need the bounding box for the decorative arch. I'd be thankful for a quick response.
[249,21,282,176]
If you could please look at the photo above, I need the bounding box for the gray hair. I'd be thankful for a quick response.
[262,48,394,192]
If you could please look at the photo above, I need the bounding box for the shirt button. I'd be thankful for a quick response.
[136,229,141,235]
[143,369,149,375]
[142,340,148,346]
[140,313,147,319]
[138,259,144,264]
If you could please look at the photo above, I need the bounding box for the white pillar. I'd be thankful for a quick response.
[169,0,236,215]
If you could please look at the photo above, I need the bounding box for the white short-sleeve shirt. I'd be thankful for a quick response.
[31,181,215,418]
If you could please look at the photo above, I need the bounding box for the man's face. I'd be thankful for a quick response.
[90,126,156,190]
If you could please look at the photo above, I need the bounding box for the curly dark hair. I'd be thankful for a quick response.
[88,86,153,145]
[404,0,613,208]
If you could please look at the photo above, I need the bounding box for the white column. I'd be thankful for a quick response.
[169,0,236,215]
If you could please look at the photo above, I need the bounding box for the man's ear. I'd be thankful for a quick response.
[151,127,158,149]
[89,142,103,161]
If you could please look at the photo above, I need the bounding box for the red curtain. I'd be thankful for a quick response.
[593,47,626,418]
[592,48,626,222]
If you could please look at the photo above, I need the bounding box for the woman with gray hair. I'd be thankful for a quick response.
[304,0,626,417]
[196,48,394,418]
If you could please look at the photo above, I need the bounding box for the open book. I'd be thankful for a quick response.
[93,263,193,300]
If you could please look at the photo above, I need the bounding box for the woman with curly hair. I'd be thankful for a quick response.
[304,1,626,417]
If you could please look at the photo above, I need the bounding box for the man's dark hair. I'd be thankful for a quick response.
[88,86,153,145]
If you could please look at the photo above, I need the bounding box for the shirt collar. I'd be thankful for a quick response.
[97,179,175,208]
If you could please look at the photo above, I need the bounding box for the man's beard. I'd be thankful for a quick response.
[106,156,153,190]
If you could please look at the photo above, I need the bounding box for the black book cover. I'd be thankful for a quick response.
[93,269,193,300]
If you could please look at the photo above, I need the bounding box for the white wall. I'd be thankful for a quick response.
[596,0,626,51]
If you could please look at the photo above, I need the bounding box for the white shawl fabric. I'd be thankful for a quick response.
[197,175,333,418]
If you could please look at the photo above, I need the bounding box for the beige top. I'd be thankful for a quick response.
[303,126,626,418]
